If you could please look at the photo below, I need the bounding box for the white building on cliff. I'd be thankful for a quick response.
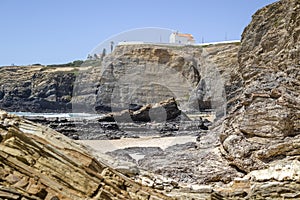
[169,32,195,44]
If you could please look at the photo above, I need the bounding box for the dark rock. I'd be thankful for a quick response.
[71,134,79,140]
[0,66,76,113]
[129,103,143,111]
[160,132,175,137]
[100,98,182,123]
[0,91,4,100]
[107,147,164,164]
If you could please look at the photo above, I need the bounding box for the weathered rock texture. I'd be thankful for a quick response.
[0,66,76,112]
[215,0,300,198]
[74,43,240,116]
[221,0,300,173]
[200,43,242,115]
[99,98,182,123]
[0,43,239,115]
[1,0,299,199]
[0,110,174,200]
[22,98,207,140]
[21,98,214,141]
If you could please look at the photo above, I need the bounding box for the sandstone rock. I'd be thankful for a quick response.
[0,111,173,199]
[0,41,240,115]
[213,0,300,198]
[1,0,299,199]
[221,0,300,173]
[73,43,240,114]
[133,0,300,198]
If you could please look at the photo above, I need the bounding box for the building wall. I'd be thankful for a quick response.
[169,33,177,43]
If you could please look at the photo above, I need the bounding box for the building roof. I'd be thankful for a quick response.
[173,33,195,41]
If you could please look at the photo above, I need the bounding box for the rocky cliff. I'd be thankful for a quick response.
[0,66,76,112]
[0,0,299,199]
[73,42,240,117]
[217,0,300,198]
[0,42,240,115]
[221,0,300,173]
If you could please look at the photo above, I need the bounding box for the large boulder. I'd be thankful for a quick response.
[99,98,182,123]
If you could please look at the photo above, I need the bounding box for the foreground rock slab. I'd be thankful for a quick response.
[0,110,173,200]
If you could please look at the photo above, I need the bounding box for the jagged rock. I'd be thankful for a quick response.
[0,66,76,112]
[22,115,207,140]
[0,110,173,200]
[1,0,299,199]
[20,98,209,140]
[112,0,300,198]
[187,42,241,117]
[213,0,300,198]
[137,141,244,185]
[220,0,300,173]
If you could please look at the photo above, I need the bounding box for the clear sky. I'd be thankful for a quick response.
[0,0,278,66]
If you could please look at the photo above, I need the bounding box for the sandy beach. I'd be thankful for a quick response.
[79,135,197,153]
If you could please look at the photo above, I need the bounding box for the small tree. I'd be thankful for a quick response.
[93,53,99,60]
[110,41,114,52]
[87,54,93,60]
[100,48,106,61]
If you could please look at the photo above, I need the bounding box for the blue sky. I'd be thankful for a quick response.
[0,0,278,66]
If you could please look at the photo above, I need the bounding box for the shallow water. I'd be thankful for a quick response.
[10,112,102,119]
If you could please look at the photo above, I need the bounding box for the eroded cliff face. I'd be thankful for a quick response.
[0,66,76,112]
[2,0,299,198]
[215,0,300,198]
[71,42,241,119]
[221,0,300,173]
[0,42,240,114]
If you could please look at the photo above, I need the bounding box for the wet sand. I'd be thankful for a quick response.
[79,135,197,153]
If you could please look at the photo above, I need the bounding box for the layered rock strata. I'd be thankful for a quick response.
[0,110,173,200]
[0,42,240,115]
[221,0,300,174]
[0,66,76,112]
